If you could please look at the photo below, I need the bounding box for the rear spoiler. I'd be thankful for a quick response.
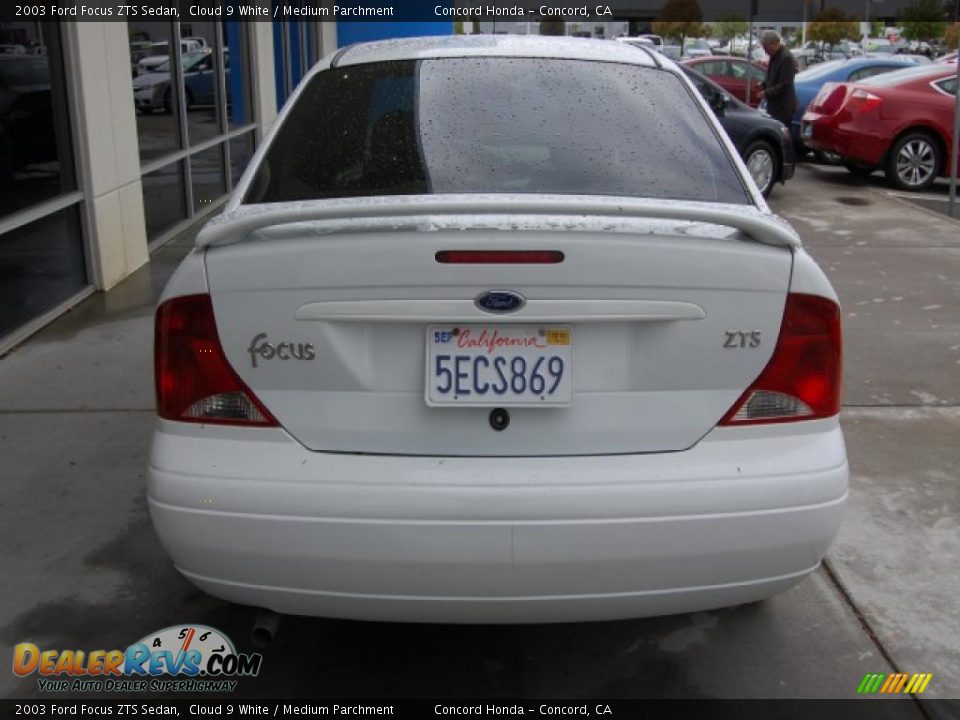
[196,195,801,250]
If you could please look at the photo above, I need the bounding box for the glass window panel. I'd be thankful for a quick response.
[0,23,76,219]
[131,21,181,163]
[229,130,255,187]
[288,19,304,88]
[0,204,87,339]
[247,59,748,205]
[272,19,286,107]
[935,77,956,96]
[142,161,186,238]
[190,144,226,212]
[223,21,253,129]
[699,61,728,77]
[181,21,221,146]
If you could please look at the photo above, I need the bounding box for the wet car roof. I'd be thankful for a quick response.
[333,35,662,69]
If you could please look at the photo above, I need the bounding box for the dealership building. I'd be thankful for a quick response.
[0,3,916,352]
[0,16,455,353]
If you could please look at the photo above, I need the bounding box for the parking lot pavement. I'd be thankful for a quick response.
[0,166,956,705]
[797,159,960,220]
[769,161,960,701]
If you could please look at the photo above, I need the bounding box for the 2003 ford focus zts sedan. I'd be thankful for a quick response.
[149,36,848,623]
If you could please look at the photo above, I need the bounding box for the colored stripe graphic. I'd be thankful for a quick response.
[858,672,932,695]
[880,674,898,693]
[906,674,933,694]
[858,673,886,694]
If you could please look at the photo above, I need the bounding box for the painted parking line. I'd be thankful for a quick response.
[884,192,952,202]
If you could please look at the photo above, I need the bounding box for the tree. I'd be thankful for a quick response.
[807,8,861,47]
[711,12,748,43]
[899,0,948,41]
[947,22,960,48]
[652,0,706,50]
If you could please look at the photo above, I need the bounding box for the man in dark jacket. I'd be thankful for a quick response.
[758,30,797,127]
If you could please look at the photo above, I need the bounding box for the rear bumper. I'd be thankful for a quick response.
[801,114,886,166]
[148,419,848,623]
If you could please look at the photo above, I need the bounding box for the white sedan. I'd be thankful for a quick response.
[149,35,847,624]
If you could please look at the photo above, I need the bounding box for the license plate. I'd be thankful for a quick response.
[426,325,573,406]
[802,124,813,139]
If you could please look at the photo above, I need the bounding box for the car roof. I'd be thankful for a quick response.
[685,55,753,62]
[860,61,957,86]
[334,35,660,69]
[844,56,914,66]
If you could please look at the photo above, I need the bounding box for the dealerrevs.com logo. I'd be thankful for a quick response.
[13,625,262,693]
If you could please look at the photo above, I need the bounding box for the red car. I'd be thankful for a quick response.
[801,64,959,190]
[681,56,767,107]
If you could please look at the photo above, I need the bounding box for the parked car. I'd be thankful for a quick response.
[681,65,795,197]
[681,56,767,107]
[884,53,933,64]
[136,39,202,76]
[777,56,920,147]
[684,38,713,58]
[801,63,959,190]
[150,35,846,624]
[798,40,862,62]
[658,44,682,60]
[749,46,769,65]
[937,51,958,64]
[133,49,227,114]
[862,38,908,56]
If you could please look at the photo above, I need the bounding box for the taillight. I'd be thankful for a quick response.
[848,88,883,112]
[155,294,278,426]
[813,83,848,114]
[720,293,842,426]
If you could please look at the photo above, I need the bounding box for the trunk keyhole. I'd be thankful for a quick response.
[489,408,510,432]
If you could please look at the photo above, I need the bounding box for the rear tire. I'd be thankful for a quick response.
[744,139,779,198]
[884,131,941,191]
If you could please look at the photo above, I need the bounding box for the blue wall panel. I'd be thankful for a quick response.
[336,22,454,47]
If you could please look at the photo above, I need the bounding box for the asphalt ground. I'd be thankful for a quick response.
[802,158,960,219]
[0,163,958,706]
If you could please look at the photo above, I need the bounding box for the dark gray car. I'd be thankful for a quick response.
[682,65,796,197]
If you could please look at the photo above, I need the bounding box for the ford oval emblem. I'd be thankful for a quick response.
[475,290,526,314]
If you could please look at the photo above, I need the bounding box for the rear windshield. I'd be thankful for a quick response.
[244,58,749,205]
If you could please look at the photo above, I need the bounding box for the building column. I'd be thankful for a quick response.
[66,21,149,291]
[250,21,279,139]
[320,21,338,52]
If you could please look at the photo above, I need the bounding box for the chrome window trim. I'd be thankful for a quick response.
[930,78,957,97]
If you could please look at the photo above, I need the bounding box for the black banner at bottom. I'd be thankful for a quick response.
[3,699,960,720]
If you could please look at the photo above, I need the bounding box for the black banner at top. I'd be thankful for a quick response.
[2,0,958,23]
